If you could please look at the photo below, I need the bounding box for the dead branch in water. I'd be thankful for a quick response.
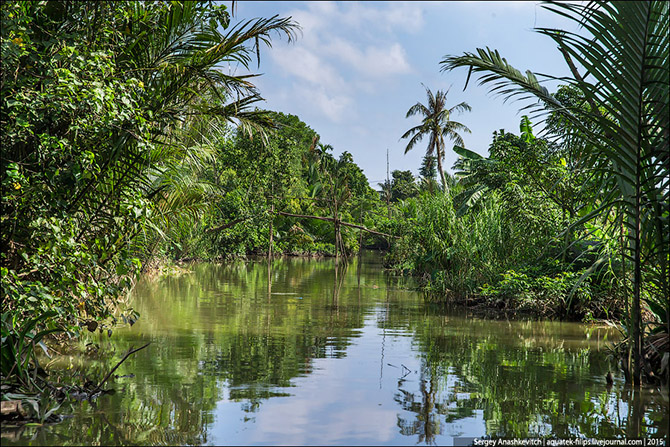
[94,342,151,392]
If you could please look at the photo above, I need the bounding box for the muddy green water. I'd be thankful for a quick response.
[4,253,668,445]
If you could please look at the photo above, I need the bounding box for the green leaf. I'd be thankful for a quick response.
[452,145,484,160]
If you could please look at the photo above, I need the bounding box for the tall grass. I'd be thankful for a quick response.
[387,190,621,319]
[388,190,525,299]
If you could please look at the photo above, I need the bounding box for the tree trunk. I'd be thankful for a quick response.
[632,188,642,386]
[436,145,447,191]
[268,208,273,259]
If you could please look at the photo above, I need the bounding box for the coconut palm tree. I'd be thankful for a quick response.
[441,1,669,386]
[400,85,472,190]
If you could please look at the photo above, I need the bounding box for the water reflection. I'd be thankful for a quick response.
[392,316,669,442]
[4,252,668,445]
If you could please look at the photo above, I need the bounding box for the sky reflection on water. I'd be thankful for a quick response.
[4,253,668,446]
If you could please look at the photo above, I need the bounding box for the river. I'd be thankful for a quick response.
[4,252,668,445]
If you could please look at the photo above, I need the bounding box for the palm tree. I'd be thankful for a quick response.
[400,85,472,190]
[441,1,669,386]
[68,1,299,256]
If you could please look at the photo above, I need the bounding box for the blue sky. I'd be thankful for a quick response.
[231,1,581,187]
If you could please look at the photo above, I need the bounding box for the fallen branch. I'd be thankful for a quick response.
[274,211,399,239]
[94,342,150,392]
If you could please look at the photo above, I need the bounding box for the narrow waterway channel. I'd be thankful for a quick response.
[5,252,668,445]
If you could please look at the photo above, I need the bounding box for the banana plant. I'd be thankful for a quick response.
[452,115,535,216]
[451,145,491,217]
[519,115,535,143]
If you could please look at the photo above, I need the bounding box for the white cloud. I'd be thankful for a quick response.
[306,86,353,123]
[272,46,342,87]
[290,1,424,34]
[327,39,412,77]
[267,2,419,123]
[288,6,326,37]
[235,0,581,185]
[339,2,425,33]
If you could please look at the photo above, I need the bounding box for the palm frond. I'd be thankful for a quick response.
[441,0,669,384]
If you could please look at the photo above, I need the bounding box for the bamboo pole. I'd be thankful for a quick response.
[358,205,364,254]
[386,148,391,219]
[268,179,274,260]
[358,204,363,286]
[334,196,339,263]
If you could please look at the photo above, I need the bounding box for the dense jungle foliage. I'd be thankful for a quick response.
[387,118,624,322]
[386,1,668,386]
[437,1,668,387]
[162,110,386,262]
[0,0,391,404]
[0,0,667,419]
[0,0,300,393]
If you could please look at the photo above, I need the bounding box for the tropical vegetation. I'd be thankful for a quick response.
[1,1,391,416]
[400,85,472,190]
[389,0,668,386]
[1,0,667,433]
